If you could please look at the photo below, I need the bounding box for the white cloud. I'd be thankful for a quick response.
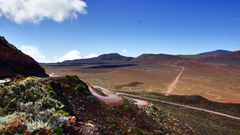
[20,45,97,63]
[83,53,98,59]
[55,51,98,62]
[20,45,47,63]
[0,0,87,24]
[120,49,128,54]
[56,50,82,62]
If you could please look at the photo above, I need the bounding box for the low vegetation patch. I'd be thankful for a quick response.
[0,76,79,134]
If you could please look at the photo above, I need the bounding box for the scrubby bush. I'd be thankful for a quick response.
[0,112,27,134]
[26,120,50,133]
[0,84,4,89]
[45,85,57,97]
[39,96,62,110]
[66,75,80,82]
[52,126,63,135]
[75,83,86,93]
[22,77,38,89]
[55,110,70,117]
[0,77,76,134]
[0,108,4,116]
[63,84,71,89]
[134,127,145,135]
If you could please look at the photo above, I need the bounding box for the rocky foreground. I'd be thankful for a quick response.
[0,76,194,134]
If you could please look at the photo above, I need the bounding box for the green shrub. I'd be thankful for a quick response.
[122,104,131,110]
[22,77,37,89]
[106,117,114,124]
[135,127,144,135]
[0,88,6,95]
[74,84,86,93]
[62,83,70,89]
[55,110,70,117]
[52,126,63,135]
[23,87,43,103]
[0,108,5,116]
[0,78,73,134]
[66,75,80,82]
[40,96,62,110]
[0,112,27,134]
[26,120,49,133]
[45,85,57,97]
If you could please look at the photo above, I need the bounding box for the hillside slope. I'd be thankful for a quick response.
[60,53,133,66]
[0,36,48,79]
[133,54,182,65]
[197,50,240,66]
[0,76,194,134]
[43,50,240,68]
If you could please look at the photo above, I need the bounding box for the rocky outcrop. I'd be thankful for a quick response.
[0,36,48,79]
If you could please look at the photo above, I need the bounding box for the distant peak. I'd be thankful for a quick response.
[98,53,129,59]
[137,53,179,58]
[99,53,122,57]
[213,49,230,52]
[94,53,133,61]
[198,50,231,56]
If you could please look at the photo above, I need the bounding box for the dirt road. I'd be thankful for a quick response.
[87,84,240,120]
[88,85,150,107]
[165,66,184,95]
[88,85,124,106]
[117,92,240,121]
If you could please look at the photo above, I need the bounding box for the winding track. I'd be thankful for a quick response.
[46,74,240,121]
[88,85,150,106]
[88,85,124,106]
[116,92,240,121]
[86,83,240,121]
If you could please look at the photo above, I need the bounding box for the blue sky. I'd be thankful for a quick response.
[0,0,240,62]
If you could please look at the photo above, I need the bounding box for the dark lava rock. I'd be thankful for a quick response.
[0,36,48,79]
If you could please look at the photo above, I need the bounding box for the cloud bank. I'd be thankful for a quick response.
[55,50,82,62]
[0,0,87,24]
[83,53,98,59]
[20,45,98,63]
[120,49,128,54]
[20,45,47,63]
[55,51,98,62]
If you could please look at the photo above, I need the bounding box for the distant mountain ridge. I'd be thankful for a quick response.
[48,53,181,66]
[58,53,134,66]
[134,53,181,64]
[198,50,232,56]
[0,36,48,79]
[197,50,240,66]
[44,49,240,68]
